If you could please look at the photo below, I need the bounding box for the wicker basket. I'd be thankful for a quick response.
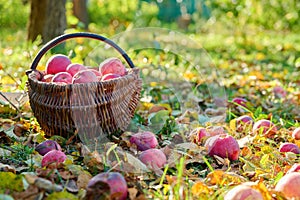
[26,32,142,139]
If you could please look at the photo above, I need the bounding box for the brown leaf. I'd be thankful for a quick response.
[12,185,41,200]
[0,163,16,173]
[128,187,139,200]
[77,172,92,190]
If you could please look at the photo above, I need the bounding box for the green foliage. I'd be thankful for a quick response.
[208,0,300,32]
[0,0,29,31]
[0,172,24,192]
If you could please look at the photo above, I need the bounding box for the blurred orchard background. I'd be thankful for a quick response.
[1,0,299,89]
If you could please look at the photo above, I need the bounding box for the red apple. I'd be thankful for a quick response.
[101,73,121,81]
[130,131,158,151]
[204,134,240,161]
[287,163,300,174]
[224,185,263,200]
[35,140,61,156]
[87,68,102,77]
[279,142,300,154]
[72,70,98,84]
[66,63,87,77]
[99,57,126,76]
[252,119,277,137]
[51,72,72,84]
[236,115,254,132]
[41,149,67,167]
[273,86,287,98]
[45,54,71,75]
[189,127,209,145]
[292,127,300,140]
[232,97,248,108]
[275,172,300,199]
[87,172,127,200]
[139,149,167,169]
[41,74,54,82]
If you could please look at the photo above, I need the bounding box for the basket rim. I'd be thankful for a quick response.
[27,68,140,88]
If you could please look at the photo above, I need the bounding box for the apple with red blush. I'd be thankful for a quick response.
[275,172,300,199]
[45,54,71,75]
[66,63,87,76]
[189,127,209,145]
[224,184,263,200]
[51,72,72,84]
[235,115,254,132]
[41,74,54,82]
[87,172,128,200]
[279,142,300,154]
[99,57,126,76]
[292,127,300,140]
[130,131,158,151]
[72,70,98,84]
[101,73,121,81]
[139,148,167,169]
[204,134,240,161]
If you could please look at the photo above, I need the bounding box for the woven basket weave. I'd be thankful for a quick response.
[26,32,142,139]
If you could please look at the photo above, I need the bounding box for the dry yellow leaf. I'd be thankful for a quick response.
[191,181,212,196]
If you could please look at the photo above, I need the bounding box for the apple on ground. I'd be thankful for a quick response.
[287,163,300,174]
[41,149,67,167]
[224,185,263,200]
[252,119,277,138]
[66,63,87,76]
[35,140,61,156]
[86,172,127,200]
[51,72,72,84]
[189,127,209,145]
[279,142,300,154]
[139,148,167,169]
[101,73,121,81]
[273,85,287,98]
[292,127,300,140]
[99,57,126,76]
[130,131,158,151]
[72,70,98,84]
[275,172,300,199]
[235,115,254,132]
[232,97,248,108]
[204,134,240,161]
[46,54,71,75]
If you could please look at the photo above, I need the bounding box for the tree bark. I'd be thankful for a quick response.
[27,0,67,43]
[73,0,89,29]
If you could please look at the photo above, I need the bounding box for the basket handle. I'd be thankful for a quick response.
[27,32,135,74]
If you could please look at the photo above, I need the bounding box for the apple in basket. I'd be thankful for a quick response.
[87,68,102,77]
[41,74,54,82]
[66,63,87,76]
[101,73,121,81]
[51,72,72,84]
[72,69,98,84]
[46,54,72,75]
[99,57,127,76]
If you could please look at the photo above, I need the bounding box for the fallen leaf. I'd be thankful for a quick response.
[206,170,246,186]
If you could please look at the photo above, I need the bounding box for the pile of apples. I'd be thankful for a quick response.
[40,54,127,84]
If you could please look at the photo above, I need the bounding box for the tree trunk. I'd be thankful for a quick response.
[27,0,67,43]
[73,0,89,29]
